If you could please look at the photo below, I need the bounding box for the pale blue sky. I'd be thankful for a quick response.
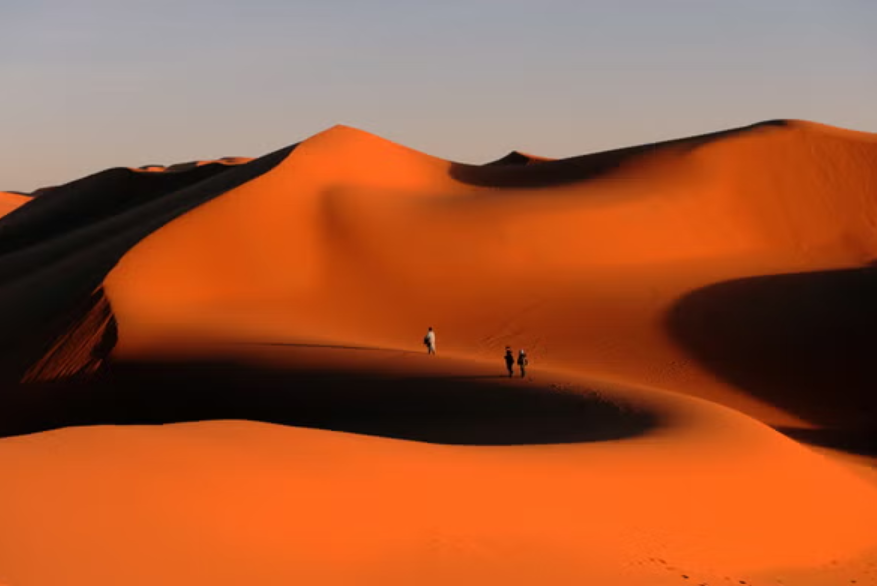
[2,1,876,191]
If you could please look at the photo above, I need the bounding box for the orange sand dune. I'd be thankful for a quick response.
[1,120,876,585]
[106,120,877,428]
[0,191,30,218]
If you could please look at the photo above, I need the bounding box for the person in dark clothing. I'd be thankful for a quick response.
[504,347,515,377]
[517,349,528,378]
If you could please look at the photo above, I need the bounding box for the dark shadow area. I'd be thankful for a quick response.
[775,427,877,458]
[29,186,59,197]
[667,266,877,435]
[20,287,118,382]
[0,358,660,446]
[482,151,548,167]
[0,144,296,383]
[0,165,232,256]
[450,120,788,189]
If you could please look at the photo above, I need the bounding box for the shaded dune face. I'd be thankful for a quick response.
[0,166,230,255]
[0,147,295,383]
[667,266,877,431]
[4,122,877,586]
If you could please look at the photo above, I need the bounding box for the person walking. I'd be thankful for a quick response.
[517,349,528,378]
[504,346,515,377]
[424,327,436,355]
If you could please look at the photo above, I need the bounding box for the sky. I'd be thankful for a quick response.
[2,0,876,192]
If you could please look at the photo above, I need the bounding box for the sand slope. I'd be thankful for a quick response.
[0,191,30,219]
[1,120,876,585]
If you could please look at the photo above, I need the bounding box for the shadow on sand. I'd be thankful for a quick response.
[667,266,877,454]
[0,358,660,446]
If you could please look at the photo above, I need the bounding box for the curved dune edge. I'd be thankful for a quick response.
[20,287,115,383]
[0,157,255,197]
[4,119,877,584]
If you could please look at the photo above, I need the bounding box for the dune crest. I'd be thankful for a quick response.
[134,156,254,173]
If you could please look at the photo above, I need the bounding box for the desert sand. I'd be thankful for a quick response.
[0,192,30,219]
[0,120,875,585]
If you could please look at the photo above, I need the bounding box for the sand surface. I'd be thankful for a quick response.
[0,192,30,219]
[1,120,876,585]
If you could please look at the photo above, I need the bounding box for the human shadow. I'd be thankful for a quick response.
[0,358,660,446]
[450,120,788,189]
[667,266,877,438]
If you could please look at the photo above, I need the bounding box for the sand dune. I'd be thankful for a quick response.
[1,120,876,585]
[103,120,877,427]
[0,191,30,219]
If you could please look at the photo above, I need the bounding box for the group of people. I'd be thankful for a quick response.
[504,346,528,378]
[422,327,529,378]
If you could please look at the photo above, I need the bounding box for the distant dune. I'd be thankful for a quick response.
[0,191,30,219]
[483,150,554,166]
[1,120,876,586]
